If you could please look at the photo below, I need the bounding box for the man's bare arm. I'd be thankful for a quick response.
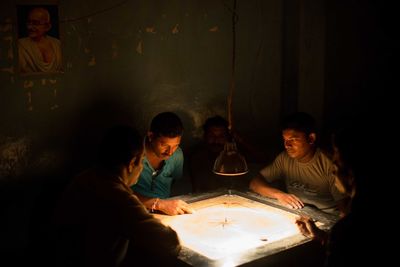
[249,174,304,209]
[133,191,194,215]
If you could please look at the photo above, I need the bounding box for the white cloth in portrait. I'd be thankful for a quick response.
[18,36,62,73]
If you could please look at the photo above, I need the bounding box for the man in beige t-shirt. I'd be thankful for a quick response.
[249,112,347,215]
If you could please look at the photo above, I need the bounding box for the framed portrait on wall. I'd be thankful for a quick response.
[16,3,63,75]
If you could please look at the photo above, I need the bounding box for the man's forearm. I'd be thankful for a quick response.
[249,174,284,199]
[133,192,159,210]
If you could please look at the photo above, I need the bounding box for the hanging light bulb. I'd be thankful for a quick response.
[213,0,248,176]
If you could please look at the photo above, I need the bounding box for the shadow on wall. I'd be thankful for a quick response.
[62,90,139,176]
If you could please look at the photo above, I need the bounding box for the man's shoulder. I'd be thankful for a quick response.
[259,151,287,172]
[18,37,30,41]
[314,148,335,168]
[47,35,61,44]
[316,148,332,159]
[170,147,183,160]
[275,150,290,161]
[17,37,31,45]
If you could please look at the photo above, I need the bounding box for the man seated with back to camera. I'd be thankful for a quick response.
[249,112,349,215]
[52,125,181,267]
[295,114,383,266]
[131,111,194,216]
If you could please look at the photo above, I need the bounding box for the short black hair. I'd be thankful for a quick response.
[150,112,183,138]
[97,125,143,169]
[203,115,229,133]
[281,112,316,135]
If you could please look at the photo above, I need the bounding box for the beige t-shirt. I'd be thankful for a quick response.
[259,148,346,212]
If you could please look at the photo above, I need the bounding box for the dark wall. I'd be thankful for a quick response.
[1,0,284,146]
[323,0,395,130]
[0,0,287,176]
[1,1,283,263]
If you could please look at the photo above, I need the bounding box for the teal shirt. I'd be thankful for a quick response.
[131,148,183,199]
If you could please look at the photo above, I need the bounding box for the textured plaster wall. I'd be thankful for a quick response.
[0,1,284,258]
[0,0,284,180]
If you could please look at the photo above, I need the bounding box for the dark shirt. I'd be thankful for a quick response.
[52,168,180,267]
[325,197,383,266]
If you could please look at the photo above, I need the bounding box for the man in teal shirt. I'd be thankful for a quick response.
[132,112,193,216]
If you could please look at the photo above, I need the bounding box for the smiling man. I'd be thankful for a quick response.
[249,112,347,215]
[131,112,193,216]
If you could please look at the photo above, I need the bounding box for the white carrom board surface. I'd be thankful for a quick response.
[155,194,322,266]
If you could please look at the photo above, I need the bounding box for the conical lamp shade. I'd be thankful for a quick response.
[213,141,248,176]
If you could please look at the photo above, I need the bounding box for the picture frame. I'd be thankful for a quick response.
[16,3,63,75]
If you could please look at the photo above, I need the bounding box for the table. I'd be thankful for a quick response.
[155,190,338,267]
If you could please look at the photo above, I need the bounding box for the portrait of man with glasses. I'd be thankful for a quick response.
[17,5,63,74]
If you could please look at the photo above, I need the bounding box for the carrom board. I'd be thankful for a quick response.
[155,193,326,266]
